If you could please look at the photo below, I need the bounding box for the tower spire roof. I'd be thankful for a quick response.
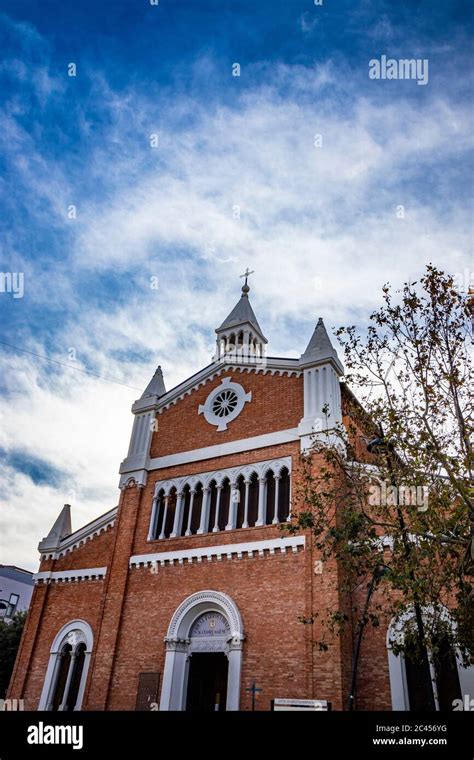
[141,365,166,399]
[299,317,343,373]
[38,504,72,553]
[216,270,267,341]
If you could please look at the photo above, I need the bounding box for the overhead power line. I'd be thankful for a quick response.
[0,340,144,392]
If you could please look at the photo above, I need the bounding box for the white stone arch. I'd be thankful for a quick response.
[200,471,221,489]
[261,463,275,478]
[153,480,170,497]
[386,607,474,710]
[273,460,288,477]
[244,465,261,482]
[159,590,244,711]
[216,470,231,487]
[182,475,204,492]
[38,619,93,711]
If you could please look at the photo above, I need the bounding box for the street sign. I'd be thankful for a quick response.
[272,698,331,711]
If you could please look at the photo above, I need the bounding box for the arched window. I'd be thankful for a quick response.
[51,643,72,710]
[246,472,259,527]
[39,621,93,711]
[148,459,292,540]
[180,484,191,537]
[235,475,246,529]
[218,479,231,531]
[190,483,203,535]
[387,612,470,711]
[264,470,275,525]
[152,489,166,539]
[433,634,463,711]
[207,481,218,532]
[163,487,177,538]
[66,642,87,711]
[278,467,290,522]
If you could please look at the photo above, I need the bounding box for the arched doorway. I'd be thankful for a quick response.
[186,612,230,711]
[159,591,244,711]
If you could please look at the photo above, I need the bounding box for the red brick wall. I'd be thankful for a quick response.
[83,484,142,710]
[104,545,347,711]
[39,527,115,573]
[150,370,303,458]
[7,581,105,709]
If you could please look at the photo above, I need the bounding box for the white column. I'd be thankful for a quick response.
[242,480,250,528]
[159,496,169,540]
[171,491,184,538]
[198,487,211,534]
[74,651,91,711]
[226,636,244,711]
[213,485,222,532]
[185,490,195,536]
[313,368,319,420]
[159,639,189,711]
[148,494,159,540]
[256,477,266,526]
[272,475,280,524]
[303,370,309,417]
[226,483,238,530]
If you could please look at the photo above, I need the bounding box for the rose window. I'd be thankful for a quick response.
[198,377,252,431]
[212,389,239,418]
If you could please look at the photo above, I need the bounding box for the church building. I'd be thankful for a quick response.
[7,278,473,712]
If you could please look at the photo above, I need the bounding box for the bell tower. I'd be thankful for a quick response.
[214,269,267,364]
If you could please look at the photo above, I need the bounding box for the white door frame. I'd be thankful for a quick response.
[159,590,244,711]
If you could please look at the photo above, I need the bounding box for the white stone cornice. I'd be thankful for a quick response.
[33,567,107,584]
[146,430,298,473]
[130,535,305,569]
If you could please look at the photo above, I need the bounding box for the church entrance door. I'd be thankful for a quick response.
[160,592,244,711]
[186,653,228,711]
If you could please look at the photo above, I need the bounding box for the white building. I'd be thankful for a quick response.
[0,566,34,622]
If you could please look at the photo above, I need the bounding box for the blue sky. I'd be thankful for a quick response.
[0,0,472,569]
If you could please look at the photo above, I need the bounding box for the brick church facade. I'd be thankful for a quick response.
[7,280,473,712]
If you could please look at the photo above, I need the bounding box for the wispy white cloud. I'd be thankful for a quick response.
[0,20,472,570]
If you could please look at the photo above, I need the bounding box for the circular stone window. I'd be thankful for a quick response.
[198,377,252,431]
[212,389,239,418]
